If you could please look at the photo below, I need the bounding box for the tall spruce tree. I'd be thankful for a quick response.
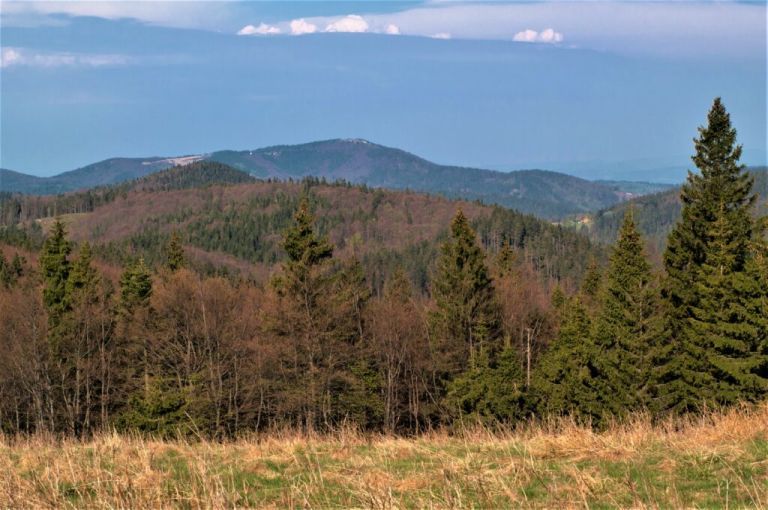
[429,209,501,372]
[659,97,761,412]
[592,210,660,415]
[40,220,72,337]
[271,196,339,429]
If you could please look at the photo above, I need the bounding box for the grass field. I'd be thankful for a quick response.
[1,405,766,509]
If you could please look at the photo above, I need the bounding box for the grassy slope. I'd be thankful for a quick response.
[2,405,765,508]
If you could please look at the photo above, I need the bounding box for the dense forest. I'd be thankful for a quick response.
[0,98,765,437]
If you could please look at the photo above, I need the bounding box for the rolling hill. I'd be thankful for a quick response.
[585,168,768,251]
[1,161,601,290]
[2,139,656,219]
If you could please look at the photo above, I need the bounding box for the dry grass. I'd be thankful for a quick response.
[1,404,766,509]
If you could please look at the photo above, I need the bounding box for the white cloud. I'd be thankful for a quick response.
[1,47,133,68]
[513,28,563,44]
[324,15,369,33]
[385,24,401,35]
[237,23,281,36]
[431,32,452,40]
[1,48,23,68]
[290,18,317,35]
[512,29,538,43]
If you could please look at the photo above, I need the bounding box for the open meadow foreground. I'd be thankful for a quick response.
[1,405,766,509]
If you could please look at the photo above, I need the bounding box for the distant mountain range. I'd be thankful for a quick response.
[1,139,671,219]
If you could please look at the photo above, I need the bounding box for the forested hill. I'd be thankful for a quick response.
[0,161,601,292]
[2,139,658,219]
[586,167,767,250]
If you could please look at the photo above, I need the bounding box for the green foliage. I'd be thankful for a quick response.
[119,258,153,313]
[430,210,502,371]
[592,210,661,415]
[0,252,23,288]
[447,348,527,424]
[533,297,607,425]
[684,205,768,405]
[116,379,188,437]
[580,258,602,299]
[658,98,765,413]
[165,231,186,272]
[40,220,72,332]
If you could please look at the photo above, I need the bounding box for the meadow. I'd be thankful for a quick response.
[1,404,765,509]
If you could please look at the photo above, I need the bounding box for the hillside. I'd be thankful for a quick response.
[1,161,601,290]
[2,139,647,219]
[586,167,768,250]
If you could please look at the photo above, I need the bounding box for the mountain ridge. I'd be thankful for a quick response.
[2,139,663,219]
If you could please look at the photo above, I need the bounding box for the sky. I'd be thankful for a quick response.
[1,1,766,182]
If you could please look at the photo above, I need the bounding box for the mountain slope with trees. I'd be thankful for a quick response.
[0,98,764,439]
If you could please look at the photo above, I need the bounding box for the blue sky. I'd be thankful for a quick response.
[1,1,765,181]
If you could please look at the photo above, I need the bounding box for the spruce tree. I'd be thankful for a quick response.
[592,210,660,415]
[659,97,760,412]
[66,242,99,300]
[533,297,606,425]
[430,209,501,372]
[686,202,768,405]
[664,97,755,331]
[119,258,153,312]
[40,220,72,334]
[165,231,186,272]
[271,196,337,429]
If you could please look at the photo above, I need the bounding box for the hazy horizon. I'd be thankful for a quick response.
[2,1,766,181]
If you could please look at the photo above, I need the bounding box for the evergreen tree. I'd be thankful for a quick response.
[165,231,186,272]
[659,98,761,412]
[495,241,517,277]
[592,210,660,415]
[270,196,340,429]
[447,347,527,424]
[685,202,768,405]
[66,242,99,300]
[40,220,72,334]
[119,258,153,312]
[580,258,603,299]
[533,297,606,425]
[430,209,501,372]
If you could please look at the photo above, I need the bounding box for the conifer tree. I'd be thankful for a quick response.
[270,196,338,429]
[659,98,760,412]
[66,242,99,300]
[686,202,768,405]
[40,220,72,335]
[495,241,517,277]
[592,210,660,414]
[580,258,603,299]
[533,297,605,425]
[119,258,153,312]
[430,209,501,372]
[447,346,526,424]
[165,231,186,272]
